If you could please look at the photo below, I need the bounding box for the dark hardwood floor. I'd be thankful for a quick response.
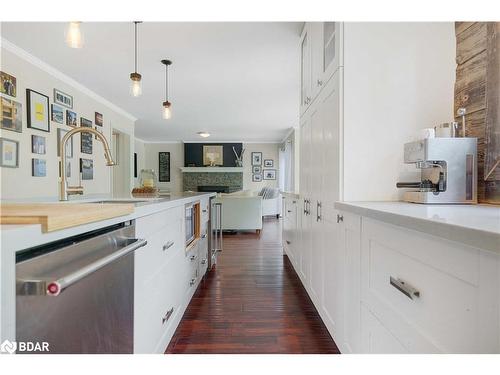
[165,217,340,354]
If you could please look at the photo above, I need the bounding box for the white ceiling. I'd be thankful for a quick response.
[1,22,302,142]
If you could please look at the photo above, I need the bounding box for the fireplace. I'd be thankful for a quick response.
[198,185,229,193]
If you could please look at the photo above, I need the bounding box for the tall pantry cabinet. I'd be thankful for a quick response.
[296,21,348,350]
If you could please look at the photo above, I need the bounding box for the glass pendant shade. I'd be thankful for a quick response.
[130,73,142,97]
[65,22,83,48]
[162,101,172,119]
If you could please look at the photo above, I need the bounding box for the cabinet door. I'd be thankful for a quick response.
[310,22,343,100]
[299,115,312,284]
[300,24,312,115]
[320,22,342,84]
[309,98,324,305]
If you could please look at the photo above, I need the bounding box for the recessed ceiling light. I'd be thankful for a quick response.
[197,132,211,138]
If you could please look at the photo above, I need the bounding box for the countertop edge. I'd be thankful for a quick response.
[334,201,500,254]
[1,193,215,253]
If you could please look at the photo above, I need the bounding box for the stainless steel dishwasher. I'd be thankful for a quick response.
[15,221,147,354]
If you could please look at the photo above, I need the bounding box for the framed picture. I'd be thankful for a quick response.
[134,153,138,178]
[32,158,47,177]
[57,128,73,158]
[53,88,73,109]
[81,132,93,154]
[66,110,77,127]
[252,152,262,166]
[95,112,103,126]
[80,158,93,180]
[0,96,22,132]
[203,145,223,166]
[263,169,276,180]
[252,165,261,174]
[252,174,262,182]
[80,117,92,127]
[159,151,171,182]
[0,138,19,168]
[31,135,46,154]
[51,104,64,124]
[27,89,50,132]
[264,159,274,167]
[0,71,17,97]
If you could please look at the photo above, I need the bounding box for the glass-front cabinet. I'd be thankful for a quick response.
[301,22,343,112]
[300,25,312,115]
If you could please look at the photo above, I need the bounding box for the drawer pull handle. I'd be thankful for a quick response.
[201,259,207,265]
[201,233,207,239]
[286,240,291,245]
[390,276,420,300]
[162,307,174,324]
[189,278,196,286]
[163,241,175,251]
[190,255,197,261]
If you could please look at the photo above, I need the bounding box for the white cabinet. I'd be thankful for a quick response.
[300,25,312,115]
[301,22,343,114]
[338,211,361,353]
[134,198,211,354]
[299,114,312,284]
[360,218,500,353]
[134,206,187,354]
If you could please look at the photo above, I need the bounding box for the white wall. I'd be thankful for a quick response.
[143,142,184,193]
[342,22,456,201]
[0,45,136,200]
[243,143,280,192]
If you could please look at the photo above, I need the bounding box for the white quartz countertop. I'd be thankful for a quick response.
[1,192,215,253]
[334,201,500,254]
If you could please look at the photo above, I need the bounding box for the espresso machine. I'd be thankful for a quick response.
[396,138,477,204]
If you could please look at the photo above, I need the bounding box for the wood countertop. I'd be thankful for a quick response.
[0,203,135,233]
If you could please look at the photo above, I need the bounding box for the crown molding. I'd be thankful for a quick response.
[1,37,137,122]
[280,127,297,144]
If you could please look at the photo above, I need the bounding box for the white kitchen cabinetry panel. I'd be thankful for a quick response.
[299,114,312,285]
[134,251,185,353]
[360,303,408,354]
[361,218,499,353]
[311,22,343,100]
[300,24,312,115]
[338,211,361,354]
[135,215,184,284]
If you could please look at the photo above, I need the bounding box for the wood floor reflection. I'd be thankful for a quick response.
[166,218,340,354]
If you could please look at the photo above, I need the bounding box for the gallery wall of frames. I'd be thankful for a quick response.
[0,46,136,200]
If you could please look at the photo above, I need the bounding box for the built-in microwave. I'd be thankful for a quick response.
[185,202,200,248]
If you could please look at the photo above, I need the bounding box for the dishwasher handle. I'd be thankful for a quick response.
[46,238,147,296]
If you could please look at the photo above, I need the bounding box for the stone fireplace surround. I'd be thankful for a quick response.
[183,172,243,192]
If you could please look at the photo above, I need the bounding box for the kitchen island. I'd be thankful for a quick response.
[0,192,215,353]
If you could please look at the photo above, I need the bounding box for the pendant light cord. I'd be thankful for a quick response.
[134,21,138,73]
[165,64,168,101]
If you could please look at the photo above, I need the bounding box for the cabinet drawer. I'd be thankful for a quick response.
[135,216,184,284]
[134,252,185,353]
[361,218,497,353]
[136,206,183,238]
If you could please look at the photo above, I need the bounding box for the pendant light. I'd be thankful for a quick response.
[130,21,143,97]
[161,59,172,119]
[65,22,83,48]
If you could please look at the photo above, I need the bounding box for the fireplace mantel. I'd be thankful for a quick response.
[180,167,243,173]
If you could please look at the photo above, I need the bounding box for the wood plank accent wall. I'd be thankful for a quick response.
[454,22,500,203]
